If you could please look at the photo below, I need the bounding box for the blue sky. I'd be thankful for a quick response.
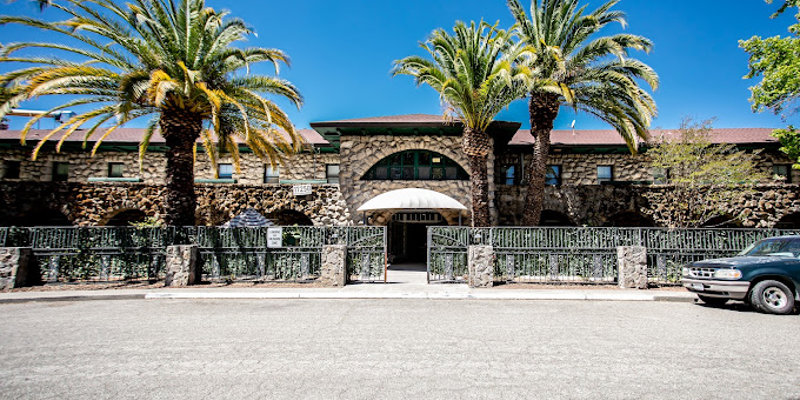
[0,0,797,131]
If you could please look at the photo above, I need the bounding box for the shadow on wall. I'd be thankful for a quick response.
[0,208,72,227]
[603,211,656,228]
[102,209,147,227]
[265,209,314,226]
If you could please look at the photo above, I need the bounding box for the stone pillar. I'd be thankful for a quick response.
[165,245,200,287]
[617,246,648,289]
[468,245,494,288]
[320,245,347,287]
[0,248,37,290]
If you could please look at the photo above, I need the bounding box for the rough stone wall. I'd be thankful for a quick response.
[496,184,800,228]
[338,134,489,225]
[164,245,200,287]
[617,246,647,289]
[0,148,339,185]
[320,245,347,287]
[0,247,35,290]
[467,245,494,288]
[495,149,800,186]
[0,182,351,227]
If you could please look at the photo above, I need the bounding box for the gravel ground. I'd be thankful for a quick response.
[1,299,798,399]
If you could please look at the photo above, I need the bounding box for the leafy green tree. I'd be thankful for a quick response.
[393,21,532,226]
[507,0,658,226]
[0,0,303,226]
[742,1,800,172]
[646,121,769,228]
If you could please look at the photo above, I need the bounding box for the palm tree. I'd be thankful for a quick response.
[507,0,658,225]
[393,21,532,227]
[0,0,303,226]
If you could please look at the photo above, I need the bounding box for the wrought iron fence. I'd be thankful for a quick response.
[427,227,800,285]
[0,226,386,284]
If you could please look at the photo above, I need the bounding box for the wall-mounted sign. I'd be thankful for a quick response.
[293,184,312,196]
[267,227,283,248]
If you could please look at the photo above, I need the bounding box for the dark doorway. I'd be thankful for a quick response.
[266,209,314,226]
[104,209,147,227]
[388,212,447,263]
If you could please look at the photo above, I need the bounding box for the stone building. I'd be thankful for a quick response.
[2,114,800,262]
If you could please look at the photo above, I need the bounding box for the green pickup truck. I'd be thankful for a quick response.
[682,236,800,315]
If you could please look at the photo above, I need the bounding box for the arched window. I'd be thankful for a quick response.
[362,150,468,181]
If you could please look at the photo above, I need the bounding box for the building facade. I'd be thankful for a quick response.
[2,114,800,261]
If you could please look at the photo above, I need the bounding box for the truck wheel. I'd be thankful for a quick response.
[749,280,795,315]
[697,296,728,307]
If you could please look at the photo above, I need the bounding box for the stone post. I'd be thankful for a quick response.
[468,245,494,288]
[0,247,37,290]
[165,245,200,287]
[320,245,347,287]
[617,246,648,289]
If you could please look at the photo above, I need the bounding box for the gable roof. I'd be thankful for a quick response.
[509,128,779,147]
[0,128,329,147]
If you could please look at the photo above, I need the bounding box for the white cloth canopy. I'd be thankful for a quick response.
[357,188,467,212]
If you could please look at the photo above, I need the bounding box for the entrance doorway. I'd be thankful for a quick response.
[388,212,447,263]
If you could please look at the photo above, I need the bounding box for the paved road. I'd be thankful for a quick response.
[0,299,798,399]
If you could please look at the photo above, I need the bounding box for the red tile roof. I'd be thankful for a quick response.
[0,128,329,146]
[314,113,451,125]
[510,128,779,146]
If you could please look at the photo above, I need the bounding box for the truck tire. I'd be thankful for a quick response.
[749,280,795,315]
[697,296,728,307]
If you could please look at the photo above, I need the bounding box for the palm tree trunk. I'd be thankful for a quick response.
[523,93,561,226]
[463,128,492,227]
[160,112,203,226]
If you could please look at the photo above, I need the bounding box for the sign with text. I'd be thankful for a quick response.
[267,227,283,248]
[293,184,312,196]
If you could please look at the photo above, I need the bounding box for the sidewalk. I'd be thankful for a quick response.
[0,278,696,304]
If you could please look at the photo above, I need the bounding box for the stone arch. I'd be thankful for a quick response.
[266,209,314,226]
[21,208,73,227]
[604,211,656,228]
[701,214,742,229]
[360,149,469,181]
[351,143,470,180]
[101,208,148,227]
[775,212,800,229]
[539,210,576,227]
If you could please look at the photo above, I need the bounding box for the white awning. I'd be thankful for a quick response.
[357,188,468,212]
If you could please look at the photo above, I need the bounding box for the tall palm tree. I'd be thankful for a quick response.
[393,21,532,227]
[507,0,658,225]
[0,0,303,226]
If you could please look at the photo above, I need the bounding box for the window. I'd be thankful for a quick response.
[52,162,69,182]
[3,160,20,179]
[362,150,468,181]
[652,168,670,185]
[597,165,613,184]
[218,164,234,180]
[504,165,516,185]
[108,162,124,178]
[264,165,280,184]
[774,164,792,183]
[326,164,340,184]
[546,165,562,186]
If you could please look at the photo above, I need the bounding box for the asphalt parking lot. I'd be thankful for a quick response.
[0,299,798,399]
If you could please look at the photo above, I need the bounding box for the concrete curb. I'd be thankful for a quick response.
[0,289,696,303]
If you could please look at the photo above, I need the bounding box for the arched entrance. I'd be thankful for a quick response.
[388,211,448,263]
[604,211,656,228]
[103,209,147,227]
[775,212,800,229]
[266,209,314,226]
[539,210,576,227]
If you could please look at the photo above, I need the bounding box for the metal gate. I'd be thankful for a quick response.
[346,226,388,282]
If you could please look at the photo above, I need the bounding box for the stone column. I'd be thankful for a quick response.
[0,248,37,290]
[468,245,494,288]
[320,245,347,287]
[617,246,648,289]
[165,245,200,287]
